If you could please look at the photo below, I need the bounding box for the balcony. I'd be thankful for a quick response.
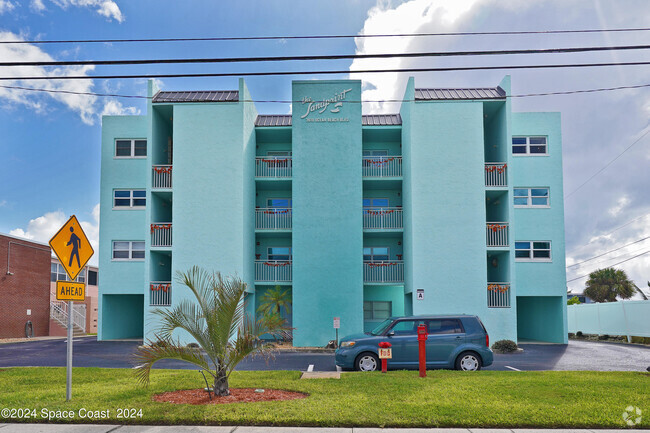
[150,281,172,306]
[256,156,292,178]
[486,222,508,247]
[485,163,507,187]
[151,223,172,247]
[362,156,402,178]
[256,208,292,230]
[152,165,172,189]
[364,260,404,284]
[363,207,403,230]
[255,260,292,283]
[487,282,510,308]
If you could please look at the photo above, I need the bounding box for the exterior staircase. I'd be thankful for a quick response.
[50,301,86,337]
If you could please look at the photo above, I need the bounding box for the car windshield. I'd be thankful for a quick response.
[370,318,394,336]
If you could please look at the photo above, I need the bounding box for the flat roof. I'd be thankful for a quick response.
[0,232,49,247]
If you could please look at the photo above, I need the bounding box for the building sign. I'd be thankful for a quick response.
[56,281,86,301]
[300,88,352,123]
[416,288,424,300]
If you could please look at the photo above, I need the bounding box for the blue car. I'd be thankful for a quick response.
[335,315,493,371]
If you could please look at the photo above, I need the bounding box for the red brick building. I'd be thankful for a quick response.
[0,233,51,338]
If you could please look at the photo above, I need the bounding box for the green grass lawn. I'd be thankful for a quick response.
[0,368,648,428]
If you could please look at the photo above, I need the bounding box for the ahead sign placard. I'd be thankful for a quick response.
[56,281,85,302]
[49,215,94,281]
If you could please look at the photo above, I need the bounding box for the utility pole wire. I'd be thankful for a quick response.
[566,250,650,283]
[2,27,650,44]
[3,44,650,67]
[2,60,650,81]
[567,236,650,268]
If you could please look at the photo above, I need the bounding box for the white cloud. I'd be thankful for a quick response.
[101,99,140,116]
[10,204,100,266]
[0,200,7,207]
[608,195,630,217]
[39,0,123,22]
[0,31,97,124]
[0,0,16,14]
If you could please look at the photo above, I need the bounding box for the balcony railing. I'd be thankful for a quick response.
[487,282,510,308]
[364,260,404,283]
[485,163,507,187]
[486,222,508,247]
[255,260,292,282]
[362,156,402,178]
[152,165,172,189]
[256,208,292,230]
[255,156,292,178]
[150,281,172,306]
[151,223,172,247]
[363,207,403,230]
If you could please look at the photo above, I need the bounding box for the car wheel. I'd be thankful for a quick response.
[355,352,380,372]
[455,351,482,371]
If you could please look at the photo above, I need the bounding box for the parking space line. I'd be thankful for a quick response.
[505,365,522,371]
[307,364,314,372]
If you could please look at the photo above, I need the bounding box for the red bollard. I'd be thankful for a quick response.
[378,341,392,373]
[417,324,428,378]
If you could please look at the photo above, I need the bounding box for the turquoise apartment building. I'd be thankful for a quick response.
[98,76,568,346]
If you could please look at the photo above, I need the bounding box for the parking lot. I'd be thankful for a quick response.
[0,337,648,372]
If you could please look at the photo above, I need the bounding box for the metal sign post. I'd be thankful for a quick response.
[333,317,340,348]
[49,215,93,402]
[66,301,73,401]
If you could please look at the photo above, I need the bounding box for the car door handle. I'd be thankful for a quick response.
[455,336,462,339]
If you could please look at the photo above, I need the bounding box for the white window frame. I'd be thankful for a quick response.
[364,301,392,321]
[363,197,390,208]
[363,149,389,156]
[112,241,145,261]
[114,139,147,159]
[515,240,552,262]
[51,263,86,282]
[267,198,292,208]
[113,189,146,209]
[512,136,548,156]
[514,187,550,208]
[363,246,390,261]
[267,246,292,261]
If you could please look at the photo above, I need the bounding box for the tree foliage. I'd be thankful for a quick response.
[133,266,289,396]
[567,296,581,305]
[583,268,635,303]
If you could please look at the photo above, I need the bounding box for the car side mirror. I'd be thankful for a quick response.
[386,330,395,337]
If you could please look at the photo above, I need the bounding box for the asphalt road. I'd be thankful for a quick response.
[0,337,648,371]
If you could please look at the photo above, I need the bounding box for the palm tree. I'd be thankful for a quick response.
[133,266,288,396]
[584,268,635,303]
[257,285,292,317]
[257,285,292,342]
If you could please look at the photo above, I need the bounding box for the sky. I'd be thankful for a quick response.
[0,0,648,296]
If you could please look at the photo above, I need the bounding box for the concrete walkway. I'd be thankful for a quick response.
[1,425,648,432]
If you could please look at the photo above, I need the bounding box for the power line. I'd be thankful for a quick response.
[1,83,649,101]
[2,27,650,45]
[4,44,650,67]
[566,250,650,282]
[567,211,650,254]
[565,128,650,198]
[567,236,650,268]
[2,60,650,81]
[568,243,650,271]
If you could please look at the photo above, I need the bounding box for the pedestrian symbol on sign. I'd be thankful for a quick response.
[67,227,81,268]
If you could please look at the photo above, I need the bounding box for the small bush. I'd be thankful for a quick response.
[598,334,610,340]
[576,331,583,337]
[568,333,575,337]
[492,339,518,352]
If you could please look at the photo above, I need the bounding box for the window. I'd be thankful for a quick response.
[112,241,145,260]
[363,198,389,208]
[512,136,547,155]
[50,263,85,282]
[514,188,549,207]
[364,301,392,321]
[113,189,146,208]
[267,198,292,208]
[268,247,291,261]
[428,319,464,334]
[388,319,426,335]
[515,241,551,261]
[363,247,389,261]
[363,150,388,156]
[115,139,147,158]
[88,269,98,286]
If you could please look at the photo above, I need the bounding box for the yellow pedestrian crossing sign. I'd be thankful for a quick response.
[49,215,94,281]
[56,281,85,301]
